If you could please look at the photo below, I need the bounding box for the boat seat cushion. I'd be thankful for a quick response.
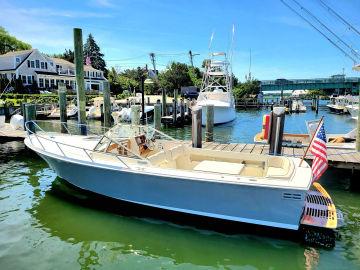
[194,160,244,175]
[266,157,293,178]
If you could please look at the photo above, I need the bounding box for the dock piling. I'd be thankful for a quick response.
[73,28,87,135]
[172,98,177,125]
[154,103,161,130]
[25,104,36,134]
[161,89,167,116]
[103,81,111,128]
[131,105,141,126]
[205,104,214,142]
[58,82,68,133]
[268,107,285,155]
[192,107,202,148]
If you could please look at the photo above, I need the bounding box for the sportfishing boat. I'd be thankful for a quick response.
[87,97,119,119]
[327,95,355,114]
[291,99,306,113]
[345,100,359,120]
[196,52,236,125]
[24,121,342,234]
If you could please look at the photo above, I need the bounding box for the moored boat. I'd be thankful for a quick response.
[24,121,342,234]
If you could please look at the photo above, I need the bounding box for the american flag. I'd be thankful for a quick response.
[309,121,328,182]
[85,56,91,66]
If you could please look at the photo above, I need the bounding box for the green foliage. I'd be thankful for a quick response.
[158,62,193,92]
[52,49,74,63]
[307,89,326,97]
[83,34,106,72]
[233,79,261,100]
[0,26,31,54]
[187,67,202,88]
[108,67,139,95]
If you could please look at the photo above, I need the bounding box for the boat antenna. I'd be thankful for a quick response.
[318,0,360,37]
[280,0,358,64]
[246,48,252,81]
[208,30,215,51]
[229,24,235,88]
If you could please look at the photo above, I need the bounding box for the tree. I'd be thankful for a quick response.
[188,67,202,88]
[0,26,31,54]
[233,79,261,100]
[83,34,106,72]
[158,62,193,92]
[51,49,74,63]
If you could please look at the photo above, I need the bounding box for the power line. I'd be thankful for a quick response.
[290,0,360,61]
[318,0,360,37]
[280,0,358,63]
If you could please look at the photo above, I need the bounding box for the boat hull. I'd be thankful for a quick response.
[36,150,306,230]
[201,105,236,125]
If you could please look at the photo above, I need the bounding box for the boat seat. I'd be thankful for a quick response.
[266,157,293,178]
[147,151,167,166]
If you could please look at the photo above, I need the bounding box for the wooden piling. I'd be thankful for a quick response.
[73,28,87,135]
[131,105,141,125]
[205,104,214,142]
[172,98,177,125]
[25,104,36,134]
[154,103,161,130]
[180,98,185,123]
[21,102,27,130]
[103,81,111,128]
[356,86,360,151]
[58,82,67,133]
[192,107,202,148]
[315,96,319,115]
[140,75,145,123]
[268,106,285,155]
[161,89,167,116]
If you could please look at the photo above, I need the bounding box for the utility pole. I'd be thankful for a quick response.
[149,52,157,77]
[189,50,200,68]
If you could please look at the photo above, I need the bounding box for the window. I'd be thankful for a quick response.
[65,80,69,86]
[27,76,32,84]
[50,62,53,66]
[45,79,49,88]
[50,79,55,87]
[22,75,27,84]
[45,62,48,69]
[35,60,40,69]
[27,60,30,68]
[41,62,45,69]
[30,61,35,68]
[16,57,20,63]
[39,78,44,88]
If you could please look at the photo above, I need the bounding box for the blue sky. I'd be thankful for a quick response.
[1,0,360,80]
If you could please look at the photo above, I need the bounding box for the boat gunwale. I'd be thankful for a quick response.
[24,134,312,191]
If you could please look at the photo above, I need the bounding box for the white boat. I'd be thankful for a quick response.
[291,99,306,113]
[197,52,236,125]
[345,101,359,120]
[327,95,355,114]
[87,97,119,119]
[24,121,342,232]
[112,106,154,123]
[48,104,78,119]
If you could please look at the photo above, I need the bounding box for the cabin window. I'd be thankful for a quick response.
[22,75,27,84]
[35,60,40,69]
[30,61,35,68]
[39,78,44,88]
[27,76,32,84]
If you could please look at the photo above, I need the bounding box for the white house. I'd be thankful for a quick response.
[0,49,107,91]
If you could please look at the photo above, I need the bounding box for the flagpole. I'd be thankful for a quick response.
[299,116,324,167]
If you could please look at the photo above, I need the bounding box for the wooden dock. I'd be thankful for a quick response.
[197,141,360,170]
[0,123,26,142]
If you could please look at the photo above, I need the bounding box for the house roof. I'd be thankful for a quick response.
[51,57,99,72]
[0,49,34,71]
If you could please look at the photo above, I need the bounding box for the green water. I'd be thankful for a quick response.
[1,104,360,269]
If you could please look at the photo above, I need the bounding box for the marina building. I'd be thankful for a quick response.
[0,49,107,91]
